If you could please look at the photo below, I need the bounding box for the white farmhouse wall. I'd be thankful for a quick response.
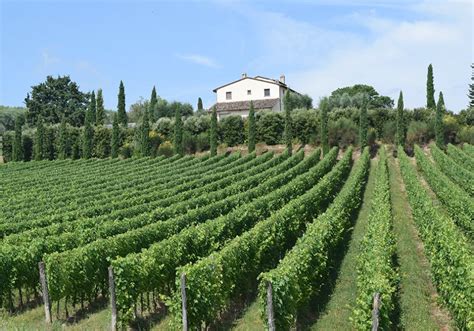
[216,78,281,103]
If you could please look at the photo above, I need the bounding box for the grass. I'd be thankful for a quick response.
[388,154,449,330]
[231,301,265,331]
[308,158,377,330]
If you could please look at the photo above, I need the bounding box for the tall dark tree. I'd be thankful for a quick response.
[12,118,23,161]
[89,91,97,124]
[44,127,55,160]
[96,88,105,126]
[149,86,158,122]
[320,98,329,155]
[174,109,184,155]
[210,107,218,156]
[82,107,94,159]
[427,64,436,110]
[197,97,203,111]
[71,135,80,160]
[469,63,474,109]
[435,91,445,148]
[111,113,120,158]
[248,101,256,153]
[57,116,68,159]
[34,116,45,161]
[25,75,89,126]
[117,81,127,126]
[283,90,293,154]
[359,95,368,148]
[396,91,405,146]
[139,109,151,156]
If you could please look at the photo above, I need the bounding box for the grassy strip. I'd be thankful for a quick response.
[388,153,446,330]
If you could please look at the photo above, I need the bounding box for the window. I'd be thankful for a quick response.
[226,91,232,100]
[264,88,270,97]
[247,90,251,95]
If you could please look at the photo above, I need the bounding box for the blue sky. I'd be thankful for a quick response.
[1,0,472,111]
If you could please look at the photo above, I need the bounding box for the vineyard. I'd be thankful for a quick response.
[1,144,473,330]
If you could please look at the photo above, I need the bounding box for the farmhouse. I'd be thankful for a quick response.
[211,74,301,120]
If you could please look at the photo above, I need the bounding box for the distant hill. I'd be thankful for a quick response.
[0,105,27,132]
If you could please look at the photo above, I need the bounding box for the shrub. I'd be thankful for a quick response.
[407,121,429,146]
[220,115,244,147]
[458,126,474,144]
[256,111,284,145]
[120,143,133,159]
[94,126,111,158]
[154,117,173,140]
[329,117,358,148]
[291,109,319,145]
[157,140,174,157]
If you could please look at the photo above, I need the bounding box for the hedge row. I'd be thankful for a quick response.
[170,147,354,329]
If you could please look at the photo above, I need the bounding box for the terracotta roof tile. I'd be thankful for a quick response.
[211,98,280,112]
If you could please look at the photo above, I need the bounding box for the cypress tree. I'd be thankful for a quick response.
[139,109,151,156]
[89,91,97,124]
[469,63,474,109]
[320,97,329,155]
[435,91,445,148]
[58,116,68,159]
[283,90,293,154]
[117,80,127,126]
[34,116,44,161]
[197,97,203,111]
[44,127,55,160]
[427,64,436,110]
[111,113,120,158]
[149,86,157,122]
[72,135,80,160]
[396,91,405,146]
[174,109,184,155]
[12,118,23,161]
[82,107,94,159]
[96,88,105,126]
[359,95,368,148]
[210,107,218,156]
[248,101,256,153]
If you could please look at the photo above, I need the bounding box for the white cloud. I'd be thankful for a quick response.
[237,0,473,111]
[177,54,220,68]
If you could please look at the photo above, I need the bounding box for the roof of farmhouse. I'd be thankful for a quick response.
[212,74,299,94]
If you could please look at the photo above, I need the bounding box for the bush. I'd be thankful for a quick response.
[183,131,197,154]
[149,130,162,157]
[329,117,358,148]
[94,126,111,158]
[220,115,244,147]
[184,115,210,135]
[406,121,429,146]
[157,141,174,157]
[256,111,284,145]
[120,143,133,159]
[382,120,397,144]
[154,117,173,140]
[195,132,210,152]
[458,126,474,144]
[292,109,319,145]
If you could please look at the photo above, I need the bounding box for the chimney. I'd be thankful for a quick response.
[242,73,247,78]
[279,75,286,84]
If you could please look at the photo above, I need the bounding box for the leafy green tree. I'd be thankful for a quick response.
[283,90,293,154]
[82,107,94,159]
[25,75,89,127]
[71,135,80,159]
[197,97,203,111]
[174,109,184,155]
[111,113,120,158]
[89,91,96,124]
[221,115,244,146]
[44,127,55,160]
[12,118,23,161]
[330,84,394,109]
[57,116,68,159]
[320,97,329,155]
[139,108,151,156]
[93,126,111,158]
[427,64,436,110]
[149,86,157,122]
[248,101,256,152]
[210,107,217,156]
[96,88,105,126]
[435,91,445,148]
[469,63,474,109]
[117,80,127,126]
[396,91,405,146]
[359,95,368,148]
[34,116,45,160]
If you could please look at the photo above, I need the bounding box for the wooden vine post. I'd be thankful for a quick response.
[180,273,188,331]
[371,292,381,331]
[266,281,276,331]
[38,261,52,324]
[108,266,117,331]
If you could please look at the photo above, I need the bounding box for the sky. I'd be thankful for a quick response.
[0,0,473,112]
